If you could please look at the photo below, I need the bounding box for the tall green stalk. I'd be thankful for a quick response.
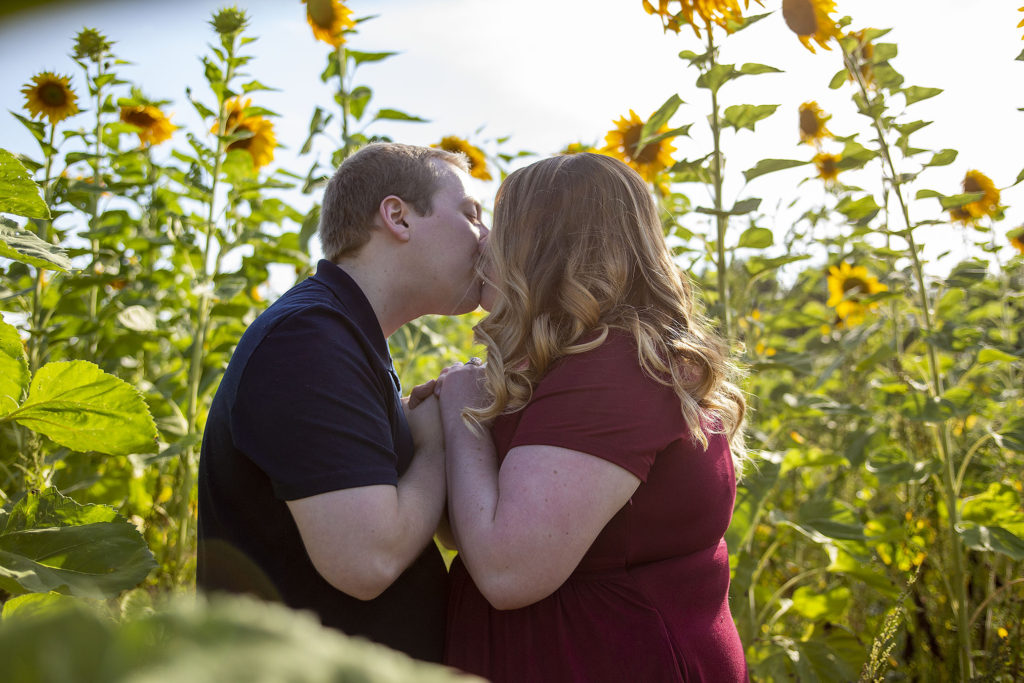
[706,27,731,340]
[840,43,973,680]
[86,56,106,358]
[336,43,351,159]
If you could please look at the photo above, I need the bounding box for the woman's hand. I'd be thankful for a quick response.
[435,361,489,423]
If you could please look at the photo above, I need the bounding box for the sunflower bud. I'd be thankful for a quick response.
[72,27,112,62]
[210,6,249,35]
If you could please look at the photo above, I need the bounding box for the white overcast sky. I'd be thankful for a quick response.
[1,0,1021,274]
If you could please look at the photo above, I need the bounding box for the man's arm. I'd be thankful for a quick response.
[286,395,446,601]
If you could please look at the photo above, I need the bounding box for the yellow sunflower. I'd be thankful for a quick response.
[21,71,79,125]
[1019,6,1024,39]
[432,136,492,181]
[826,262,887,326]
[798,101,831,146]
[218,98,276,170]
[643,0,761,38]
[304,0,356,48]
[813,152,841,185]
[846,29,876,87]
[1009,230,1024,255]
[949,169,1000,224]
[782,0,840,53]
[600,109,678,184]
[121,105,176,147]
[560,142,592,155]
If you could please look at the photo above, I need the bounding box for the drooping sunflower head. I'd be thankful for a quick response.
[782,0,840,53]
[950,169,1001,224]
[642,0,761,39]
[72,27,112,62]
[599,109,678,184]
[826,261,887,326]
[798,101,831,146]
[845,29,876,87]
[304,0,356,48]
[813,152,841,185]
[21,72,80,125]
[432,136,492,181]
[121,105,176,147]
[219,98,276,170]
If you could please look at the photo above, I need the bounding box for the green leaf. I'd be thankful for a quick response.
[977,347,1019,365]
[960,483,1024,535]
[349,85,372,122]
[0,591,80,619]
[938,191,984,210]
[902,86,943,106]
[347,50,397,67]
[371,109,427,123]
[0,148,49,219]
[999,416,1024,452]
[0,319,28,416]
[924,148,957,168]
[116,305,157,333]
[0,222,72,271]
[1017,47,1024,62]
[298,204,320,254]
[241,79,276,93]
[730,197,761,215]
[0,487,155,598]
[738,62,782,76]
[957,524,1024,561]
[835,195,881,224]
[640,94,684,144]
[7,360,158,455]
[742,158,808,183]
[791,585,851,621]
[721,104,779,132]
[635,126,692,160]
[944,259,988,288]
[828,69,847,89]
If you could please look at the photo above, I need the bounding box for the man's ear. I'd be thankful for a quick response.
[378,195,411,243]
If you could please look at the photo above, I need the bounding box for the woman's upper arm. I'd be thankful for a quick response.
[468,444,640,608]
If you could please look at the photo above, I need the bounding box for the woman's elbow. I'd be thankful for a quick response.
[317,556,404,602]
[475,572,555,611]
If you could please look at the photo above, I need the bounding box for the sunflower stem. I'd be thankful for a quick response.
[706,26,730,340]
[337,43,351,160]
[841,41,973,680]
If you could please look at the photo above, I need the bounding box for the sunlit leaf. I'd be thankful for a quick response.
[371,109,427,123]
[7,361,158,455]
[0,148,49,220]
[902,86,943,106]
[347,50,397,67]
[0,222,72,271]
[957,524,1024,561]
[977,347,1019,365]
[0,488,155,598]
[999,416,1024,452]
[737,226,773,249]
[742,158,808,183]
[791,585,850,621]
[924,148,957,168]
[722,104,779,132]
[0,319,29,416]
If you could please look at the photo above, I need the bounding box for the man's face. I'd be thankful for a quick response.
[408,161,488,315]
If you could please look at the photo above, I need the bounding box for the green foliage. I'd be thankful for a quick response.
[0,487,155,598]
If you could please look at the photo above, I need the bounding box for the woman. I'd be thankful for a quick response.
[436,153,748,682]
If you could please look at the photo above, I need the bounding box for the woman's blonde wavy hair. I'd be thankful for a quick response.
[467,152,747,470]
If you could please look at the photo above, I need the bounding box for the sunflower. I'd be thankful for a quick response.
[21,71,79,125]
[1019,6,1024,39]
[846,29,876,87]
[1010,230,1024,255]
[560,142,593,155]
[813,152,841,184]
[949,169,1000,224]
[642,0,761,38]
[304,0,356,48]
[826,262,887,326]
[121,105,176,147]
[600,109,678,184]
[782,0,840,53]
[218,98,276,170]
[798,101,831,146]
[432,136,492,181]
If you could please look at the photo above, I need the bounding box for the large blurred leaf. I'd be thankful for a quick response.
[0,148,49,219]
[960,483,1024,535]
[998,416,1024,452]
[957,524,1024,561]
[4,361,158,455]
[791,585,851,621]
[0,318,29,415]
[0,594,479,683]
[0,488,155,598]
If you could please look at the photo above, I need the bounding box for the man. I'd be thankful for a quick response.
[197,143,488,662]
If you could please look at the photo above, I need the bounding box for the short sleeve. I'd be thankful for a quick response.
[507,333,683,482]
[232,306,399,500]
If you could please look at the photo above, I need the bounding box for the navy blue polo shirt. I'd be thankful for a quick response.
[197,259,447,662]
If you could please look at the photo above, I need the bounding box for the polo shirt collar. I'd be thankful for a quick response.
[312,259,393,368]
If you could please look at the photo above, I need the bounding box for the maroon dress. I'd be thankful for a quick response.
[444,333,747,682]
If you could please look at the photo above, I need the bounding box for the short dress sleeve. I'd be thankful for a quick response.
[506,332,684,483]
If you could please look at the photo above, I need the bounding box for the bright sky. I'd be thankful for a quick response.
[1,0,1021,276]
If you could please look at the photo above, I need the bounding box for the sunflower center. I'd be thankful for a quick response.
[963,176,982,193]
[39,83,68,107]
[842,277,868,296]
[228,123,254,151]
[799,109,820,137]
[307,0,337,28]
[782,0,818,36]
[124,110,157,128]
[622,124,659,164]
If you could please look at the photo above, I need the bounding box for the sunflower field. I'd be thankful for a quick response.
[1,1,1022,681]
